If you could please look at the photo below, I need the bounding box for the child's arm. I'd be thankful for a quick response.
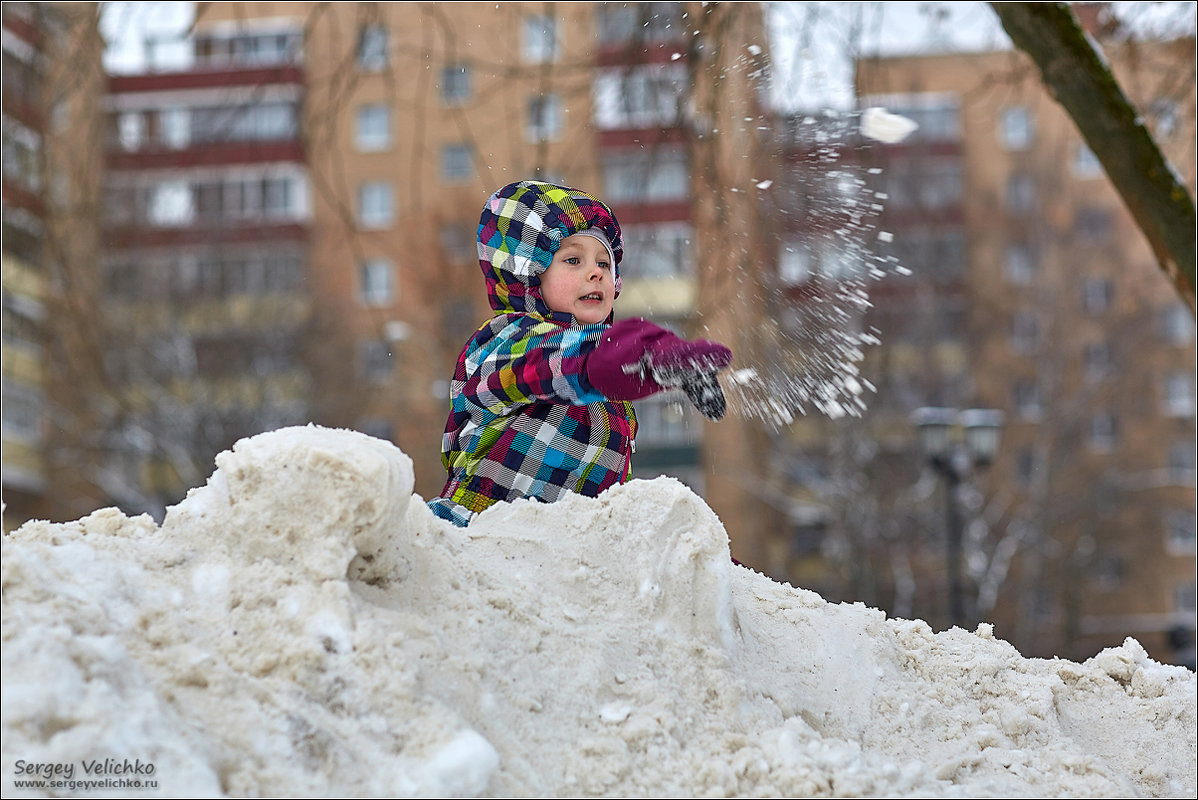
[456,316,610,416]
[586,318,733,420]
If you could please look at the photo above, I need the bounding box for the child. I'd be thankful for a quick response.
[428,180,733,527]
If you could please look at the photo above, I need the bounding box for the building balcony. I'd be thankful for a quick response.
[107,139,306,171]
[103,220,308,250]
[107,64,304,95]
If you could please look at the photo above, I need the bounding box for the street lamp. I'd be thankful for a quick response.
[912,407,1004,629]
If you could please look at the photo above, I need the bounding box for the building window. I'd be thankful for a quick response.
[593,63,687,129]
[1161,304,1194,344]
[148,181,194,227]
[1011,310,1039,354]
[1073,143,1103,179]
[117,111,145,151]
[192,173,307,225]
[222,179,259,220]
[1005,172,1036,213]
[999,106,1033,149]
[195,30,301,68]
[355,104,391,151]
[358,181,394,228]
[1074,207,1112,242]
[632,394,700,446]
[879,228,966,282]
[1175,582,1197,615]
[441,144,474,183]
[1013,380,1042,420]
[1163,371,1195,417]
[917,163,965,209]
[1088,412,1118,452]
[189,102,299,145]
[262,177,294,218]
[441,64,471,104]
[1029,586,1056,624]
[1094,556,1125,592]
[1167,510,1197,554]
[522,14,559,63]
[1,382,44,443]
[358,25,388,70]
[157,107,190,149]
[359,340,393,383]
[1168,442,1195,483]
[1082,277,1113,314]
[440,225,476,264]
[359,259,395,307]
[622,223,692,279]
[1083,341,1112,382]
[596,2,684,45]
[1,296,40,355]
[1015,447,1044,483]
[1,117,41,193]
[1003,243,1036,286]
[527,93,562,142]
[602,148,689,203]
[878,160,963,211]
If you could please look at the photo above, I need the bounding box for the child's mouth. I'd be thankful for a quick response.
[580,293,603,303]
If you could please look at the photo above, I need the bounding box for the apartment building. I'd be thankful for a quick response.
[1,1,51,530]
[98,20,313,513]
[772,32,1195,664]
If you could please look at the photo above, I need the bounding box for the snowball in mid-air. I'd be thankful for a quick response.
[860,107,919,143]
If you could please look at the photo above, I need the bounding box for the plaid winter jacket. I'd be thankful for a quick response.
[428,181,637,527]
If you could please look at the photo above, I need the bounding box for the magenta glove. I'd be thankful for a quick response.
[586,318,733,419]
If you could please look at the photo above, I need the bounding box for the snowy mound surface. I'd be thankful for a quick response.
[3,426,1195,797]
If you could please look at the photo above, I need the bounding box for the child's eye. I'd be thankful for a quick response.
[564,256,581,265]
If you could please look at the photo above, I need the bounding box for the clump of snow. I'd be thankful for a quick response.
[860,107,920,143]
[4,427,1195,797]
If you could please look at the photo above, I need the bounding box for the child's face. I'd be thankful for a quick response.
[539,234,615,325]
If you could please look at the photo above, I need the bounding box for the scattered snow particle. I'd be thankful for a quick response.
[671,52,682,61]
[728,368,759,385]
[755,180,773,190]
[878,231,894,243]
[747,44,762,55]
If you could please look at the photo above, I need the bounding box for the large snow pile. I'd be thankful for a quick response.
[3,426,1195,797]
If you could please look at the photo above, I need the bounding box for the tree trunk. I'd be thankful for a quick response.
[687,2,781,569]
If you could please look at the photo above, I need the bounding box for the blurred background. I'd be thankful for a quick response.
[2,1,1194,667]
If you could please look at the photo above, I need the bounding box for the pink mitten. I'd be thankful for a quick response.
[586,318,732,419]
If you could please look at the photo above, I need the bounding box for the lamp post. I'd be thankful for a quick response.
[912,407,1004,629]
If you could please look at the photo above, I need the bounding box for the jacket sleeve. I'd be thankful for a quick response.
[453,316,608,417]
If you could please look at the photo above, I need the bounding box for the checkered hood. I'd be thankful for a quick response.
[477,180,624,319]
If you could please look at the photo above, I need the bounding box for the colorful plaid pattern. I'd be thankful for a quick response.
[429,181,635,527]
